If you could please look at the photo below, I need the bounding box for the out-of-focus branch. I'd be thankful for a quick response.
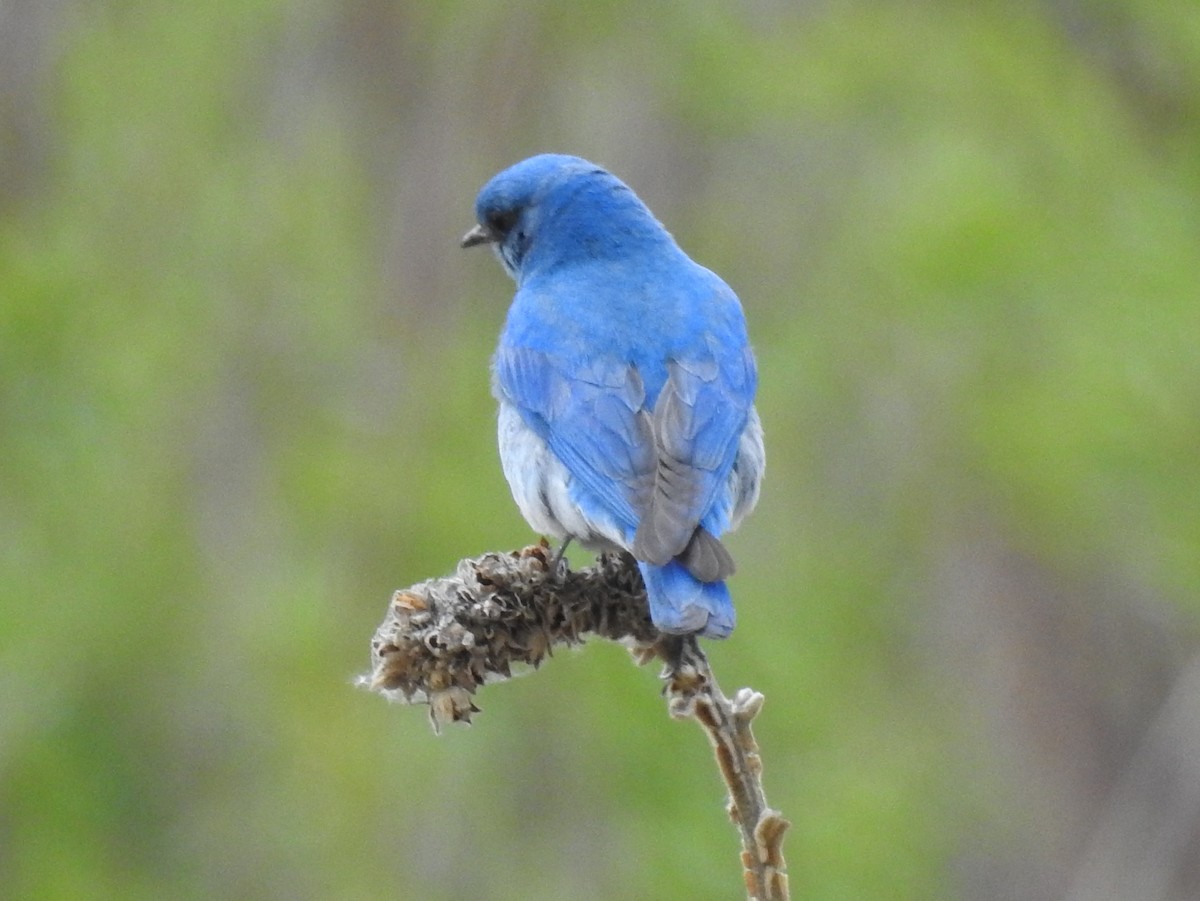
[361,543,789,900]
[1062,653,1200,901]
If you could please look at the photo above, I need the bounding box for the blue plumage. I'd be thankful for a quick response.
[463,154,764,638]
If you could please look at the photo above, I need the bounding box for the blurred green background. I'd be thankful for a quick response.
[3,1,1200,899]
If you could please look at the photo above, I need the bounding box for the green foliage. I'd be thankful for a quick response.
[3,1,1199,898]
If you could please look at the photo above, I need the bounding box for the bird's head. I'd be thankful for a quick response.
[461,154,665,282]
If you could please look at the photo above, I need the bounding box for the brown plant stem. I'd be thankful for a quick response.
[659,635,790,901]
[361,544,788,898]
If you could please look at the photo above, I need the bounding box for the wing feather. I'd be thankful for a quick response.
[495,328,756,581]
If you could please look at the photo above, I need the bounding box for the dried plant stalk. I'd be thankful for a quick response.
[661,636,791,901]
[361,543,789,900]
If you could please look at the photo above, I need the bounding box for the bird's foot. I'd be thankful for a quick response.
[548,537,573,581]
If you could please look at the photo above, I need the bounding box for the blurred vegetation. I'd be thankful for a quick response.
[2,1,1200,899]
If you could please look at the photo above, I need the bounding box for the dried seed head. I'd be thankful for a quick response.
[361,546,658,732]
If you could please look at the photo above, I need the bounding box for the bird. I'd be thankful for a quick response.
[461,154,764,639]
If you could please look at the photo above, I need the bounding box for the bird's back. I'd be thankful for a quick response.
[504,254,747,408]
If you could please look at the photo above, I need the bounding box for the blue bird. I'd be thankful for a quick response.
[462,154,764,638]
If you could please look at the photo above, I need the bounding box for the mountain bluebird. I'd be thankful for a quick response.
[462,154,764,639]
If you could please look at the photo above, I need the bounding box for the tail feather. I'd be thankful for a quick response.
[638,560,735,639]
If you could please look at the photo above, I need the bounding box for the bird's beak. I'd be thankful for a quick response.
[460,224,496,249]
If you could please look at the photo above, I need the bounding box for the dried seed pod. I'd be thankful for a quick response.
[361,545,659,731]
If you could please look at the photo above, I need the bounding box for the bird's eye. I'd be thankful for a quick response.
[486,208,519,236]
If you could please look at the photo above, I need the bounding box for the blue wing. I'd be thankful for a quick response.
[632,336,756,573]
[494,345,654,533]
[493,329,756,559]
